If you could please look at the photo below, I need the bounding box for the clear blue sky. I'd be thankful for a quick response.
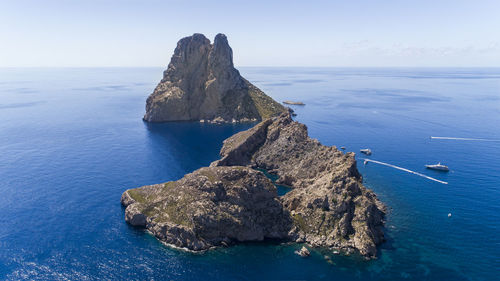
[1,0,499,67]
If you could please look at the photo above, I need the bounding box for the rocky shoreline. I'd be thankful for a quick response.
[122,113,386,258]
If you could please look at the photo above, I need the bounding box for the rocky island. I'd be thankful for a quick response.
[124,33,386,259]
[123,113,386,258]
[143,33,286,123]
[211,113,386,257]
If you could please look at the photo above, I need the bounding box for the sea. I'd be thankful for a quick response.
[0,67,499,280]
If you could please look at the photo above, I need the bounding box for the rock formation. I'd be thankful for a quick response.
[211,113,386,257]
[143,33,286,123]
[295,246,311,257]
[123,113,386,258]
[121,166,292,250]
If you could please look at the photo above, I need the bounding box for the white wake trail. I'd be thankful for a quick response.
[362,159,448,185]
[431,136,500,142]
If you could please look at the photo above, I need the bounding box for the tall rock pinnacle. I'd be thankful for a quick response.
[143,33,286,123]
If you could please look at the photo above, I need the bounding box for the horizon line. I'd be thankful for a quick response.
[1,66,500,69]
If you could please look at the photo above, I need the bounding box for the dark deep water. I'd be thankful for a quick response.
[0,67,499,280]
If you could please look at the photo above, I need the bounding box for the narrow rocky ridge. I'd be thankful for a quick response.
[211,113,386,257]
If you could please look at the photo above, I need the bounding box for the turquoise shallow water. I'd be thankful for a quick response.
[0,67,499,280]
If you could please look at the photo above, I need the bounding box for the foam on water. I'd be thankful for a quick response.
[362,159,448,184]
[431,136,500,142]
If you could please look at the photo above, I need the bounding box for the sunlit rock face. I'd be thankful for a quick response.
[143,33,285,123]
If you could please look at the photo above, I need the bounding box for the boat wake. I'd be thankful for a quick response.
[430,136,500,142]
[362,159,448,185]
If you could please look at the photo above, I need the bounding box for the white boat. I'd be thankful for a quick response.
[425,162,449,171]
[360,149,372,155]
[283,100,305,105]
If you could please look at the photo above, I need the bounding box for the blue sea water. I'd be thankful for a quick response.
[0,67,499,280]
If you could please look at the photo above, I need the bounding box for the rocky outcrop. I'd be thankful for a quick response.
[123,112,385,258]
[121,166,292,250]
[143,33,286,123]
[295,246,311,257]
[211,113,386,258]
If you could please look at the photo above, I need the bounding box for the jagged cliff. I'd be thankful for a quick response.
[143,33,286,123]
[122,113,386,258]
[211,113,386,257]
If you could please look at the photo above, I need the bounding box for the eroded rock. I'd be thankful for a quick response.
[121,166,292,250]
[295,246,311,257]
[211,113,386,258]
[123,113,386,258]
[143,33,286,123]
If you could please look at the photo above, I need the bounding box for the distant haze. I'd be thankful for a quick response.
[1,0,499,67]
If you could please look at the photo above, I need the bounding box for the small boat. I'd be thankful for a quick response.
[340,146,346,150]
[425,162,449,172]
[360,149,372,155]
[283,101,305,105]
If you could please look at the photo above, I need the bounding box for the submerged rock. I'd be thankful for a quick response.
[143,33,286,123]
[121,166,291,250]
[295,246,310,257]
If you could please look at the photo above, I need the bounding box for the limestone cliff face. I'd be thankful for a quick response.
[211,113,386,258]
[143,33,286,122]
